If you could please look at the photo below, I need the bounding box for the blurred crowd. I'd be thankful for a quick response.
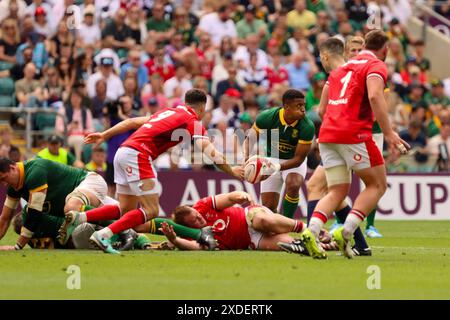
[0,0,448,181]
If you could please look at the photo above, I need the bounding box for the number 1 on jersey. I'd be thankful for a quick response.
[340,71,353,98]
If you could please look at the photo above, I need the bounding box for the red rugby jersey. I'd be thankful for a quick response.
[122,105,208,159]
[319,51,388,144]
[193,196,251,250]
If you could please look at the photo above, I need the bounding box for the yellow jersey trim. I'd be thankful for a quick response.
[279,109,299,127]
[16,162,25,190]
[29,184,48,193]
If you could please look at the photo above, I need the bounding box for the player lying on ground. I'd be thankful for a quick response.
[243,89,315,218]
[4,206,152,250]
[59,89,243,254]
[0,157,109,251]
[155,191,308,252]
[299,31,409,259]
[1,203,213,251]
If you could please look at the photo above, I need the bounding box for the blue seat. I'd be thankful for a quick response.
[0,77,14,96]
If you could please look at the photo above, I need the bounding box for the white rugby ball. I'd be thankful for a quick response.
[244,156,265,184]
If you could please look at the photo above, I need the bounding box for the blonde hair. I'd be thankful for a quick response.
[345,35,364,48]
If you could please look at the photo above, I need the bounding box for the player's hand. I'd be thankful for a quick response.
[260,158,281,176]
[385,132,410,155]
[0,245,15,251]
[231,166,244,180]
[84,132,105,146]
[159,222,177,243]
[233,191,255,206]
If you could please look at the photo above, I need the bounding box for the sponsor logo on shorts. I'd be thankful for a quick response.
[354,154,362,161]
[126,166,133,176]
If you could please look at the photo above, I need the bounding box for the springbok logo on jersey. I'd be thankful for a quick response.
[213,217,230,232]
[354,154,362,161]
[292,129,298,138]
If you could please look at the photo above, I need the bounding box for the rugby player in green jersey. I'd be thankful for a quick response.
[244,89,315,219]
[0,157,108,250]
[11,206,195,251]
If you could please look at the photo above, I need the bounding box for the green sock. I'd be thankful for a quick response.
[134,234,151,249]
[151,218,201,240]
[282,194,299,218]
[366,209,376,228]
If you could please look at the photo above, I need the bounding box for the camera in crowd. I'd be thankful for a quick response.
[104,99,125,119]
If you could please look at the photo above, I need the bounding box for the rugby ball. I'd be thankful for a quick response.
[244,156,264,184]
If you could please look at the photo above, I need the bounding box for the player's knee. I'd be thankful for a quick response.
[64,201,81,213]
[285,176,302,196]
[373,179,387,197]
[141,203,159,221]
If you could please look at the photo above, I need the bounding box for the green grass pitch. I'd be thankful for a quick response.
[1,221,450,300]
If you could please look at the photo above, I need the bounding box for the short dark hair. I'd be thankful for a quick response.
[282,89,305,105]
[319,37,344,56]
[172,205,194,225]
[364,30,389,51]
[185,89,207,106]
[0,157,15,173]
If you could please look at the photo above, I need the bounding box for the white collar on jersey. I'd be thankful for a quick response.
[358,50,377,58]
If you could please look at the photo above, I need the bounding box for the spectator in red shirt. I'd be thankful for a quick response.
[265,50,289,89]
[145,47,175,82]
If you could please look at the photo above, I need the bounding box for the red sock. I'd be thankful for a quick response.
[86,205,121,222]
[312,210,328,224]
[108,208,146,234]
[292,220,305,233]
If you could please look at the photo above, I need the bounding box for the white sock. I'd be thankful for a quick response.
[343,209,365,240]
[309,217,325,238]
[97,227,113,240]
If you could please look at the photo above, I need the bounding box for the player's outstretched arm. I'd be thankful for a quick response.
[318,83,329,119]
[160,222,203,251]
[280,143,311,171]
[367,77,410,154]
[243,126,259,162]
[214,191,255,210]
[84,116,150,145]
[195,138,244,179]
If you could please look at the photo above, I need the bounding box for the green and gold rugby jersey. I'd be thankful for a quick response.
[253,107,315,160]
[7,158,88,217]
[372,87,391,134]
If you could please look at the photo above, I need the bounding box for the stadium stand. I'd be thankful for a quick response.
[0,0,447,174]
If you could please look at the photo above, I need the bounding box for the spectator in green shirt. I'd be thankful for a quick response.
[146,3,174,43]
[306,0,327,14]
[36,135,80,167]
[305,72,326,123]
[428,109,450,138]
[425,79,449,113]
[236,4,268,42]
